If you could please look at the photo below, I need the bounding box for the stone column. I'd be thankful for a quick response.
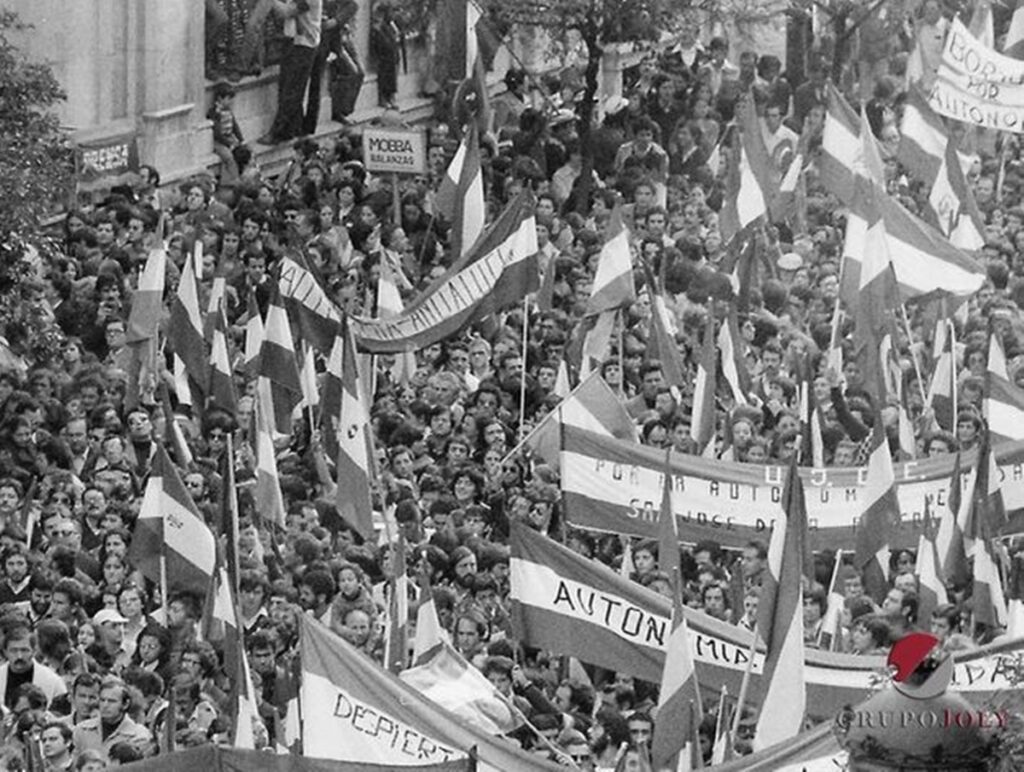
[137,0,208,179]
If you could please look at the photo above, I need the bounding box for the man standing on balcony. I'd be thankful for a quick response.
[258,0,323,145]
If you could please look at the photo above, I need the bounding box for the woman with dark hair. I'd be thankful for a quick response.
[130,623,174,684]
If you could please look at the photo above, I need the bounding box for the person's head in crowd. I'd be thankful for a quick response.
[454,608,488,656]
[40,720,74,767]
[850,614,891,655]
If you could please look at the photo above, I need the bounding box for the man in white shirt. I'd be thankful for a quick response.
[761,102,799,162]
[259,0,323,144]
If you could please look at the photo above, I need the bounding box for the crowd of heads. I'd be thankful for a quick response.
[1,3,1022,768]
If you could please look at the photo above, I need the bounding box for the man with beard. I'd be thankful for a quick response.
[0,544,31,606]
[298,569,336,628]
[0,626,66,709]
[26,572,54,627]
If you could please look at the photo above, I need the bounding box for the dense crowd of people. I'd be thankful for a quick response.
[2,1,1023,769]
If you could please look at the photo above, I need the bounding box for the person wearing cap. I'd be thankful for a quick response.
[0,625,66,710]
[777,250,803,283]
[92,609,132,674]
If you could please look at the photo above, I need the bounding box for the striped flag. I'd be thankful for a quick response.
[966,429,1009,631]
[927,319,956,432]
[823,85,985,304]
[435,124,485,260]
[853,417,900,604]
[639,257,687,393]
[848,179,900,402]
[587,207,635,315]
[915,500,949,628]
[257,295,303,435]
[690,310,716,456]
[204,268,227,342]
[167,247,208,396]
[753,456,810,751]
[332,318,375,540]
[128,445,216,598]
[651,452,703,770]
[985,331,1024,443]
[1006,552,1024,638]
[412,576,450,666]
[720,94,774,245]
[817,549,845,651]
[1007,0,1024,59]
[709,685,733,764]
[207,295,237,414]
[377,257,417,386]
[209,564,260,748]
[522,369,637,464]
[243,291,264,376]
[553,359,571,399]
[126,247,167,343]
[400,642,521,736]
[297,342,319,412]
[796,356,824,467]
[254,393,286,529]
[718,309,749,406]
[298,617,551,770]
[935,452,971,588]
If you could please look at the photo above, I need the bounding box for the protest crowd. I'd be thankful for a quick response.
[6,0,1024,769]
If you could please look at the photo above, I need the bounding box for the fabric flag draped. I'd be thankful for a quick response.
[167,247,208,398]
[207,294,237,414]
[651,451,703,770]
[848,178,901,402]
[126,246,167,343]
[350,191,539,353]
[853,418,900,603]
[718,309,749,405]
[377,258,417,386]
[967,430,1009,631]
[915,500,949,628]
[128,445,216,598]
[898,89,983,249]
[753,456,810,751]
[935,452,971,589]
[927,319,956,432]
[640,258,687,392]
[330,318,375,540]
[257,295,303,435]
[435,124,485,261]
[720,95,773,244]
[796,356,824,467]
[298,616,562,770]
[243,291,264,376]
[400,643,521,736]
[817,549,845,651]
[985,331,1024,443]
[823,85,985,303]
[587,207,635,315]
[254,394,286,529]
[209,564,259,749]
[690,310,717,456]
[412,578,450,666]
[520,370,637,464]
[277,252,343,355]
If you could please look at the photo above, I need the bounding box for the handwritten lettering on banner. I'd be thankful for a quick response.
[560,428,1024,549]
[329,686,460,762]
[931,18,1024,132]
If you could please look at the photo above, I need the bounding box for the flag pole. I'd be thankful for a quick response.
[518,296,530,439]
[729,613,758,743]
[949,320,959,431]
[899,304,928,407]
[817,548,844,648]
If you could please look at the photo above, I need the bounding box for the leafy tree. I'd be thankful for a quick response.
[0,10,75,362]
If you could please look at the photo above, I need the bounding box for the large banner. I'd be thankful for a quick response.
[75,133,139,192]
[509,524,1024,720]
[930,18,1024,132]
[561,426,1024,551]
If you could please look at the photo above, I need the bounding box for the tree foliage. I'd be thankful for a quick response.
[0,10,75,359]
